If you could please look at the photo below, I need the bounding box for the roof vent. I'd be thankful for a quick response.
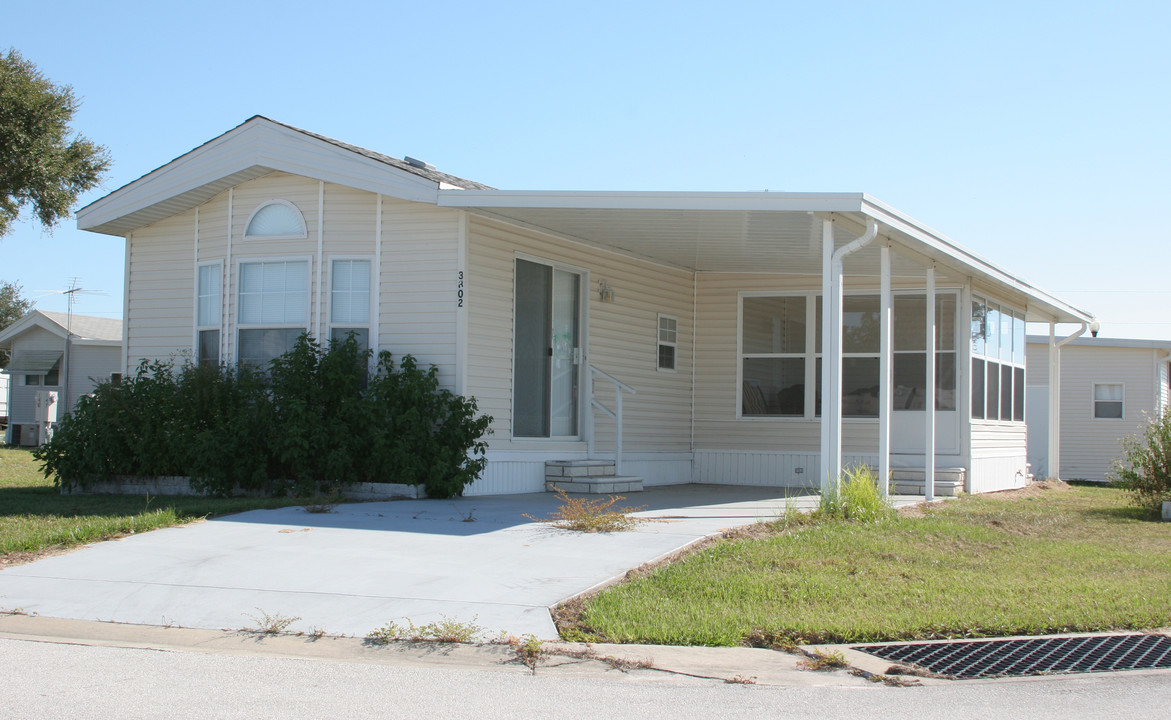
[404,156,436,171]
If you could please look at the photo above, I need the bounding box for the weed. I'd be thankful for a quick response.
[460,508,476,522]
[725,675,757,684]
[501,633,544,673]
[303,490,341,514]
[365,615,485,644]
[525,487,646,532]
[246,608,301,635]
[743,628,806,653]
[819,465,894,522]
[797,647,848,671]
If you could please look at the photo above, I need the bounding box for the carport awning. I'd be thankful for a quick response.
[5,351,62,374]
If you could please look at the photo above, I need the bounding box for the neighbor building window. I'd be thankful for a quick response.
[657,314,678,372]
[1093,383,1123,419]
[244,200,307,238]
[329,258,371,351]
[970,297,1026,422]
[237,259,309,368]
[196,262,221,366]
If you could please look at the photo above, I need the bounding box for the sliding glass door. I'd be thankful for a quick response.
[514,258,582,438]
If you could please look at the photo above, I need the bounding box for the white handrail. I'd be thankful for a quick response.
[587,365,636,475]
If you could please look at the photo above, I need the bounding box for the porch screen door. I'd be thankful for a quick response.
[514,259,581,438]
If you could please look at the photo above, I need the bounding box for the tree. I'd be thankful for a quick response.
[0,49,110,238]
[0,280,34,367]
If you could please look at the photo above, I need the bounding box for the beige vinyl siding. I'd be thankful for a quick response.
[195,193,229,260]
[467,216,694,452]
[1059,345,1156,481]
[378,197,460,386]
[1025,341,1049,387]
[126,212,197,365]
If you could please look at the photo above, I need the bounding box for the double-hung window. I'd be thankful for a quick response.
[657,315,678,372]
[1093,383,1123,419]
[329,259,371,351]
[196,262,222,366]
[237,259,309,368]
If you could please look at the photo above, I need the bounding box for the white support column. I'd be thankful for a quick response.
[315,181,325,340]
[1047,322,1060,479]
[878,245,892,496]
[819,218,837,492]
[372,194,382,362]
[925,266,937,502]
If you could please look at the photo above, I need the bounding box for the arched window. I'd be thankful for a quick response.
[244,200,306,238]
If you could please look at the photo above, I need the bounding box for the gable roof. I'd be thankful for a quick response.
[0,310,122,349]
[76,118,1094,326]
[77,116,492,237]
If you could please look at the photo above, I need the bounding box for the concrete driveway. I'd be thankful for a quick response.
[0,485,920,639]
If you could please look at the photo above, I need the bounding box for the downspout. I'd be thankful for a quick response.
[1157,347,1171,416]
[822,218,879,493]
[1047,318,1096,480]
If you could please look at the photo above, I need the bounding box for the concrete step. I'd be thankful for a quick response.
[545,476,644,494]
[545,459,617,478]
[889,467,966,496]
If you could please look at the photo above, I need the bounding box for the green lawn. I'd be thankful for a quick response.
[564,482,1171,646]
[0,446,312,558]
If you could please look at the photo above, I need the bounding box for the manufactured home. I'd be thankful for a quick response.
[1026,335,1171,481]
[75,117,1094,496]
[0,310,122,445]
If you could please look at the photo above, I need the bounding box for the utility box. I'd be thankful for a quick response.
[35,390,58,423]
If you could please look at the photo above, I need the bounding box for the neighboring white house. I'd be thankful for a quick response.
[0,310,123,445]
[1026,335,1171,481]
[74,116,1095,496]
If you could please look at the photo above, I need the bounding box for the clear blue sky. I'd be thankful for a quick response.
[4,0,1169,339]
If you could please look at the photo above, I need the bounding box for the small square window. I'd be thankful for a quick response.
[657,315,677,371]
[1094,383,1123,419]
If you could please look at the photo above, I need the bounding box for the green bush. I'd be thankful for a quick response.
[1110,410,1171,513]
[34,334,493,498]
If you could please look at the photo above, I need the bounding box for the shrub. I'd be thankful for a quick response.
[524,487,647,532]
[35,335,492,498]
[1110,410,1171,513]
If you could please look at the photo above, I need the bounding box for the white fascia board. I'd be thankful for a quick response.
[78,119,440,236]
[0,313,67,346]
[1026,335,1171,351]
[438,189,867,213]
[858,197,1093,325]
[69,339,123,348]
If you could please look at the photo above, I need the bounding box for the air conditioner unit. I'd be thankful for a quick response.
[19,424,42,446]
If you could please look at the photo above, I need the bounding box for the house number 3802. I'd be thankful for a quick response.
[457,271,465,308]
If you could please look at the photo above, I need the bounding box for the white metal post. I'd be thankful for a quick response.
[925,267,937,502]
[819,218,836,492]
[878,245,892,496]
[1047,322,1060,479]
[614,389,624,475]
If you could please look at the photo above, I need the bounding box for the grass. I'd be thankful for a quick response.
[563,481,1171,646]
[0,446,314,560]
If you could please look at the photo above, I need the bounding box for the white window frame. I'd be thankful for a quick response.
[243,199,308,241]
[969,296,1027,424]
[194,260,223,366]
[1092,382,1125,420]
[234,256,313,366]
[326,255,374,350]
[657,314,678,373]
[738,289,960,421]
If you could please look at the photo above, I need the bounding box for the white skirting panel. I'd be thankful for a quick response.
[693,450,821,489]
[623,458,693,486]
[464,461,546,496]
[970,454,1029,494]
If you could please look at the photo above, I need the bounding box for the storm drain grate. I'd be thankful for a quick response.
[852,634,1171,678]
